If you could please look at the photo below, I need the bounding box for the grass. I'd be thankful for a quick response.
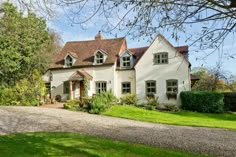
[103,105,236,130]
[0,132,211,157]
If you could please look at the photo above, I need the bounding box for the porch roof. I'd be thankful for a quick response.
[69,69,93,81]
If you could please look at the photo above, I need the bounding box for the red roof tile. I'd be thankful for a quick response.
[129,45,189,66]
[69,69,93,80]
[50,37,126,69]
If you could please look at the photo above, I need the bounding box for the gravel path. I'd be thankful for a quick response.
[0,106,235,157]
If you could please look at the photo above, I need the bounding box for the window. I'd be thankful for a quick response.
[166,79,178,93]
[95,52,104,64]
[122,82,131,94]
[146,80,156,97]
[96,81,107,93]
[63,81,69,94]
[153,52,168,64]
[122,56,131,67]
[65,55,73,67]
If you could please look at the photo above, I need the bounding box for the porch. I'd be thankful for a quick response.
[68,69,93,100]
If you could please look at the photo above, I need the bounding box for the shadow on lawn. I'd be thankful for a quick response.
[0,133,103,157]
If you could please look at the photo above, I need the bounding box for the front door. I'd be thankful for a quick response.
[79,81,84,99]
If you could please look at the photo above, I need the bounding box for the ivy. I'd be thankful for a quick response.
[83,78,88,97]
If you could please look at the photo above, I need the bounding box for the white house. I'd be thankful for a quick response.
[43,31,192,105]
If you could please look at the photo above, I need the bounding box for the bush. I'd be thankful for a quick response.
[0,70,45,106]
[89,92,117,114]
[0,87,19,105]
[70,92,117,114]
[180,91,224,113]
[163,103,179,112]
[63,100,79,110]
[89,95,108,114]
[223,92,236,111]
[120,94,138,105]
[145,96,159,110]
[99,91,118,105]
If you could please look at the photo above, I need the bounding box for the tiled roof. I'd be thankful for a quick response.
[128,46,149,66]
[50,33,189,69]
[190,74,200,80]
[128,45,189,65]
[50,37,126,69]
[69,69,93,80]
[175,46,188,53]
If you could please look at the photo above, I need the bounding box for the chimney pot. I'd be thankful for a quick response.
[95,31,103,40]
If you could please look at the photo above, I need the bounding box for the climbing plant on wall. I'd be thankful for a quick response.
[83,78,88,97]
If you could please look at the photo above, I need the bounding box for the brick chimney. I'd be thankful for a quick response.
[95,31,103,40]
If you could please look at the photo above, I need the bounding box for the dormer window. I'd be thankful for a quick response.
[64,52,77,68]
[122,56,131,67]
[120,50,133,69]
[95,51,104,64]
[65,55,73,67]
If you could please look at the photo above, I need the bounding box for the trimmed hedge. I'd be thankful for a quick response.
[180,91,224,113]
[223,92,236,111]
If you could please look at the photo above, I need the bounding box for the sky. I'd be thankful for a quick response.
[3,0,236,75]
[48,16,236,75]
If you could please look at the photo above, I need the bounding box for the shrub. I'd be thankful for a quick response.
[145,96,159,110]
[223,92,236,111]
[163,103,179,112]
[180,91,224,113]
[120,94,138,105]
[89,92,118,114]
[63,100,79,110]
[0,70,45,106]
[89,95,108,114]
[99,91,118,105]
[0,87,19,105]
[74,92,117,114]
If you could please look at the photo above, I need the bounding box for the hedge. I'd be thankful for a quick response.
[223,92,236,111]
[180,91,224,113]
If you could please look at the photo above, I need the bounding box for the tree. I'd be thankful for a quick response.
[191,66,231,92]
[0,2,55,86]
[15,0,236,54]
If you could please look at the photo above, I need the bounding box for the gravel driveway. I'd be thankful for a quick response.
[0,106,235,157]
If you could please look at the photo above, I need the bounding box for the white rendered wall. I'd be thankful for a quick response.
[135,36,191,106]
[116,70,135,98]
[42,71,50,82]
[46,65,115,101]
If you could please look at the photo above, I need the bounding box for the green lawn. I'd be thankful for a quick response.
[103,105,236,130]
[0,132,211,157]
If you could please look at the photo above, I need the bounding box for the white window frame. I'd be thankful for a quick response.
[65,55,73,67]
[95,51,104,64]
[153,52,168,64]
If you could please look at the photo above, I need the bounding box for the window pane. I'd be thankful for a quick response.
[64,81,69,94]
[96,82,107,93]
[122,82,131,94]
[146,81,156,95]
[166,80,178,92]
[154,53,168,64]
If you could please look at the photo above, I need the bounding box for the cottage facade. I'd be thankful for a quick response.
[43,32,191,105]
